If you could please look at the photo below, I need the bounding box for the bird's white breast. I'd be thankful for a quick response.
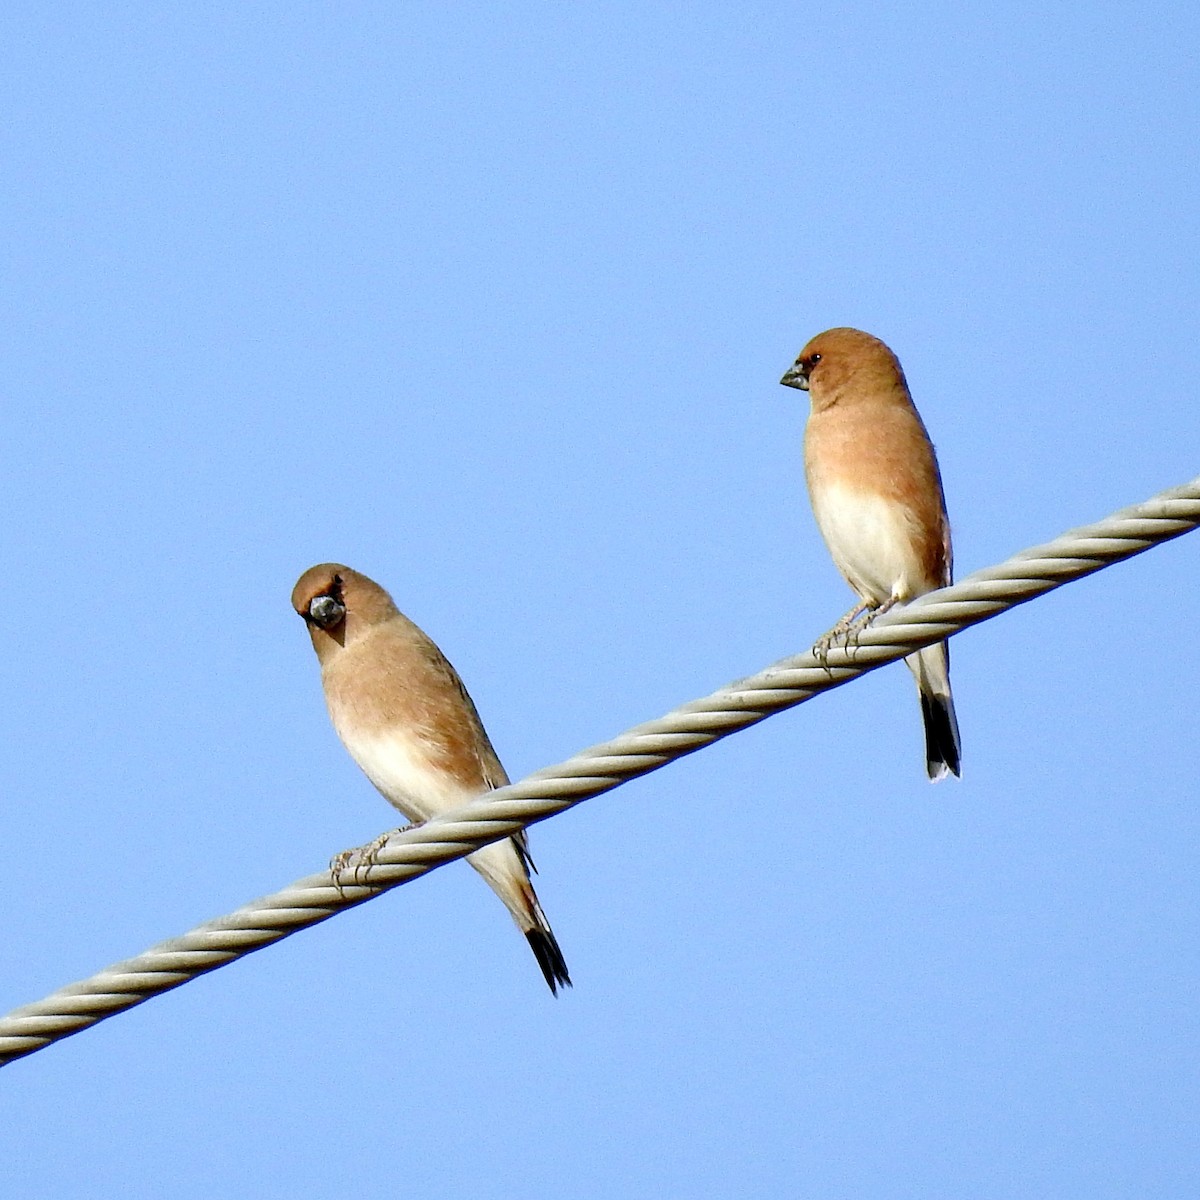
[809,481,927,604]
[333,717,530,912]
[334,722,479,824]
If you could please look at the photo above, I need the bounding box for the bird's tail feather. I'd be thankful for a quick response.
[467,838,572,994]
[906,642,962,781]
[525,927,572,995]
[919,688,961,781]
[519,879,572,994]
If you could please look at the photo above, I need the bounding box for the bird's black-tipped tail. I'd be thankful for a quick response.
[526,928,572,995]
[471,840,571,994]
[517,874,572,994]
[906,642,961,781]
[920,688,962,781]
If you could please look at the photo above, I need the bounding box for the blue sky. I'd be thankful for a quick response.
[3,4,1199,1197]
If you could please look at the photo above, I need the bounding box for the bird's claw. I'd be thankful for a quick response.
[330,823,418,890]
[813,602,876,663]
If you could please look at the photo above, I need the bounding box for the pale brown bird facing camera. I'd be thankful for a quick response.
[292,563,571,993]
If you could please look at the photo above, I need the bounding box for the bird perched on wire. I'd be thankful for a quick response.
[780,327,962,780]
[291,563,572,993]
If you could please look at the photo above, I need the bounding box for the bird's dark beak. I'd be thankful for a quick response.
[780,362,809,391]
[306,594,346,630]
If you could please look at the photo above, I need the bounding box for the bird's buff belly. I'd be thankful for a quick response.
[810,482,926,603]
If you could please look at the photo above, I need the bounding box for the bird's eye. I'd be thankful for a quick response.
[307,594,346,629]
[808,353,822,367]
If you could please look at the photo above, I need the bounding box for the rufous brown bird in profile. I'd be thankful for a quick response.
[781,327,961,780]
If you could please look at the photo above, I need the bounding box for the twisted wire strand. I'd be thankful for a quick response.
[2,476,1197,1066]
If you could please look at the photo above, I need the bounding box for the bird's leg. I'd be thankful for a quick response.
[813,600,874,662]
[329,847,360,896]
[865,595,900,622]
[836,594,904,658]
[330,824,419,888]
